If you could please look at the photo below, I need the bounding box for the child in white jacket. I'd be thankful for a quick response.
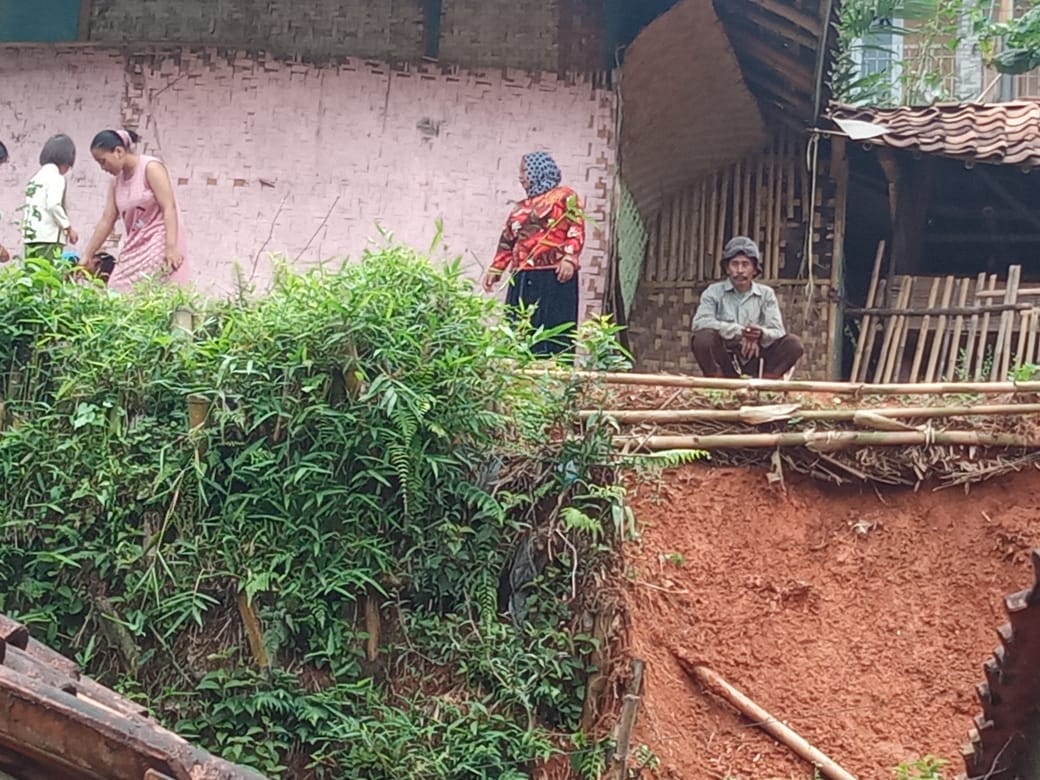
[23,134,78,262]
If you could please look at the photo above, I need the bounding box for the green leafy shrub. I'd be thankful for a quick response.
[0,250,628,778]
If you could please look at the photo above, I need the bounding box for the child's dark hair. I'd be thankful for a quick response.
[90,129,140,152]
[39,134,76,167]
[0,141,8,163]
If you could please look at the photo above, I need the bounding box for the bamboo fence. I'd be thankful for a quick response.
[849,263,1040,383]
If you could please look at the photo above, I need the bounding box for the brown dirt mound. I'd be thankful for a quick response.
[622,463,1040,779]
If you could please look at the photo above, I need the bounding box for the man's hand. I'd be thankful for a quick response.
[742,324,763,341]
[740,337,760,360]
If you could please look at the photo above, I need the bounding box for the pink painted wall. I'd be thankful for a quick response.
[0,46,615,316]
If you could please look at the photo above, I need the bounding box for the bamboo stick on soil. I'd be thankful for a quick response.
[580,403,1040,424]
[521,368,1040,395]
[618,430,1039,451]
[686,664,858,780]
[850,242,885,383]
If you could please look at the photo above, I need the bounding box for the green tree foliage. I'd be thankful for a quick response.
[834,0,990,106]
[0,253,629,778]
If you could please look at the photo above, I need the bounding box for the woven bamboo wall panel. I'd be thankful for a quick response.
[440,0,559,70]
[642,129,834,284]
[627,282,832,379]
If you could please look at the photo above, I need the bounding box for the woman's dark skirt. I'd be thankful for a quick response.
[505,269,579,356]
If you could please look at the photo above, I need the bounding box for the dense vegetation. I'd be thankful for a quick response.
[0,250,632,778]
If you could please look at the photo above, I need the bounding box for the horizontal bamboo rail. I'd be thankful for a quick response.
[580,403,1040,424]
[616,431,1039,451]
[846,303,1032,316]
[521,369,1040,396]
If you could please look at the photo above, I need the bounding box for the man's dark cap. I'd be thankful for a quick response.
[722,236,761,262]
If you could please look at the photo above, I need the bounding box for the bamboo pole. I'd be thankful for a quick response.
[944,278,971,381]
[925,275,956,383]
[961,272,987,381]
[1027,307,1039,366]
[753,151,764,248]
[1016,308,1032,368]
[697,178,707,280]
[888,278,916,383]
[733,158,744,236]
[878,279,912,383]
[519,368,1040,395]
[718,164,730,264]
[618,430,1040,451]
[974,274,998,380]
[686,664,858,780]
[993,264,1022,380]
[707,171,719,279]
[909,277,940,382]
[770,140,782,278]
[852,240,886,382]
[580,403,1040,424]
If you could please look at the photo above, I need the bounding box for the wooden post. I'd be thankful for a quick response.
[608,658,645,780]
[828,137,848,380]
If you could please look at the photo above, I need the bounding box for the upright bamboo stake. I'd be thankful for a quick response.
[998,264,1022,379]
[772,136,785,277]
[1016,308,1031,368]
[974,273,999,379]
[909,277,940,382]
[707,171,720,277]
[717,165,730,263]
[741,156,752,233]
[785,131,796,220]
[1026,307,1039,366]
[697,178,708,280]
[889,279,916,383]
[961,272,987,380]
[944,277,971,381]
[925,275,955,383]
[851,242,886,383]
[733,158,744,235]
[686,664,858,780]
[753,151,764,248]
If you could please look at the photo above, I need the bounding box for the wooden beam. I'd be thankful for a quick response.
[730,2,819,50]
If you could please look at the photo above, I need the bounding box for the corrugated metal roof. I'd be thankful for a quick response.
[830,100,1040,169]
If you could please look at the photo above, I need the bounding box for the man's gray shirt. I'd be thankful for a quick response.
[691,279,786,347]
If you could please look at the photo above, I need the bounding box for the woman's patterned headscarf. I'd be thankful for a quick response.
[522,152,562,198]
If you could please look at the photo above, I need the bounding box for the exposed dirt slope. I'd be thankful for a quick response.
[622,464,1040,779]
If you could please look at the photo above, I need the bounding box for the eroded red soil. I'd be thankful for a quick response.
[622,464,1040,779]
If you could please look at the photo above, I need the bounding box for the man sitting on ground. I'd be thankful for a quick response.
[691,236,804,379]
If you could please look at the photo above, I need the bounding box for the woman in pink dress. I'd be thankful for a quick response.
[81,129,188,290]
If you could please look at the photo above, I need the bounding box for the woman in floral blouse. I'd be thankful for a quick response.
[482,151,585,355]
